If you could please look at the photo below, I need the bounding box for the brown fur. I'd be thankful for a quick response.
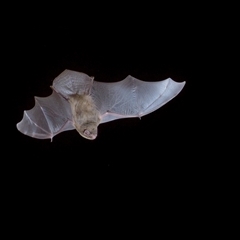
[68,94,100,139]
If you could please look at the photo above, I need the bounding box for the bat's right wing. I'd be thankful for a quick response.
[17,90,74,140]
[91,76,185,124]
[16,70,94,140]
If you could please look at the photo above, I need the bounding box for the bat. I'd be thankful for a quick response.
[16,69,185,140]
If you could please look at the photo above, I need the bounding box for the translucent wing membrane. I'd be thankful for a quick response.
[52,69,94,98]
[17,70,185,140]
[17,91,74,140]
[91,76,185,123]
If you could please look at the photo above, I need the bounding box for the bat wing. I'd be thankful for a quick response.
[17,90,74,140]
[17,70,185,140]
[16,70,93,140]
[91,75,186,123]
[52,69,94,98]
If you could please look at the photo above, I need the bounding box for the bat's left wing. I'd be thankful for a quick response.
[91,76,186,124]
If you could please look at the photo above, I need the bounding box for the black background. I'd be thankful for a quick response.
[2,4,232,236]
[3,5,211,227]
[12,23,191,169]
[8,19,196,170]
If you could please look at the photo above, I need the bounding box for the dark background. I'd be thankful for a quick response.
[12,23,191,168]
[4,6,208,220]
[8,19,196,165]
[2,4,231,235]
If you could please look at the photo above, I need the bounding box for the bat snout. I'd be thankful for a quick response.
[81,129,97,140]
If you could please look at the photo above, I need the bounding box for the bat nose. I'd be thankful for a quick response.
[81,132,97,140]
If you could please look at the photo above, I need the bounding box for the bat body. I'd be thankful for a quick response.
[17,70,185,140]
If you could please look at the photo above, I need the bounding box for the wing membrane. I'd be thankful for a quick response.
[17,91,74,140]
[91,76,185,123]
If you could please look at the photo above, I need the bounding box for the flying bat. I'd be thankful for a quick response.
[16,69,185,140]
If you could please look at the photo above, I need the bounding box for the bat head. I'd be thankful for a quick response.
[77,122,98,140]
